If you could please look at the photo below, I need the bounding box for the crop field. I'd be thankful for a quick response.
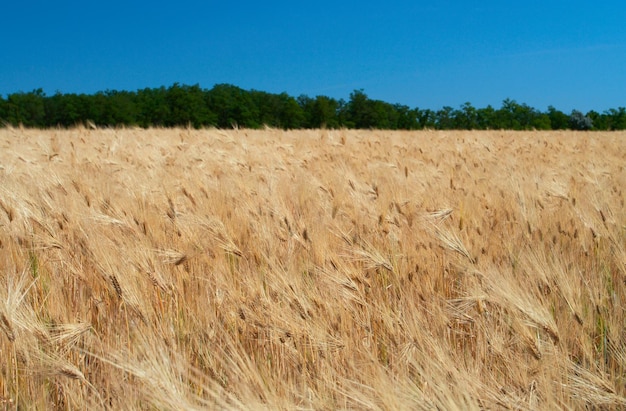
[0,127,625,409]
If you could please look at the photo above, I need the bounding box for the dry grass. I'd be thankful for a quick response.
[0,126,625,409]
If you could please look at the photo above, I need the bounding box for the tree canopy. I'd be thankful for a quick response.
[0,84,621,130]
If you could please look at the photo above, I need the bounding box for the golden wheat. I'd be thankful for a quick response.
[0,127,624,409]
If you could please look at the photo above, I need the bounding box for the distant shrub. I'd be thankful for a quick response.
[569,110,593,130]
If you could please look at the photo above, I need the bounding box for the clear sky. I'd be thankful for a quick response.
[2,1,625,112]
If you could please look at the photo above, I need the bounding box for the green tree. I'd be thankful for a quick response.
[493,99,542,130]
[206,84,259,128]
[312,95,341,128]
[494,99,519,129]
[394,104,420,129]
[136,87,170,127]
[277,93,305,129]
[252,91,304,129]
[605,107,626,130]
[585,110,607,130]
[416,108,436,129]
[547,106,569,130]
[516,103,539,129]
[44,92,65,126]
[297,95,336,128]
[88,92,109,125]
[4,83,626,131]
[531,113,552,130]
[454,102,479,129]
[98,90,139,126]
[476,105,496,129]
[165,83,215,128]
[0,95,8,124]
[369,100,400,129]
[335,99,350,127]
[346,89,371,128]
[344,90,407,129]
[45,92,86,126]
[435,106,455,129]
[6,89,46,127]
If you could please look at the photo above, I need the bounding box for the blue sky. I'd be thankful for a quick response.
[2,1,625,112]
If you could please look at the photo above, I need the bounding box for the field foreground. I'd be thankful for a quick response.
[0,127,625,409]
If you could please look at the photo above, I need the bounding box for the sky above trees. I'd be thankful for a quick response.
[1,1,625,113]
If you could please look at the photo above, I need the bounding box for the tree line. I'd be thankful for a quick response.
[1,83,625,130]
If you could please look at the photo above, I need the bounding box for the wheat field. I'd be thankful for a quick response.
[0,127,625,410]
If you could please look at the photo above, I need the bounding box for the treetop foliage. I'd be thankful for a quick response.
[0,83,623,130]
